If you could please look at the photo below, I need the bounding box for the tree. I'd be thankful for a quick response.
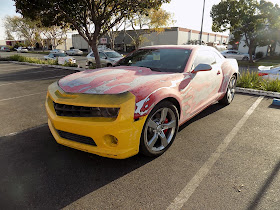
[258,0,280,56]
[107,18,125,50]
[125,8,175,49]
[4,16,40,48]
[211,0,280,62]
[41,25,69,50]
[5,30,15,40]
[14,0,170,68]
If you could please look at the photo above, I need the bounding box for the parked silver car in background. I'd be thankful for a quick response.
[50,49,65,54]
[221,50,252,60]
[86,49,123,67]
[17,47,28,53]
[66,49,83,56]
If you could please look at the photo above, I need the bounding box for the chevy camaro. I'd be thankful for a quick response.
[46,45,239,159]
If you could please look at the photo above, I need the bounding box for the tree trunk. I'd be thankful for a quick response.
[90,40,101,68]
[248,43,254,63]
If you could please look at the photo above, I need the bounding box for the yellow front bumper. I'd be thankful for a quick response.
[45,82,147,159]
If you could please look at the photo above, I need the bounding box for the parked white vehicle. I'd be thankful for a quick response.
[66,49,83,55]
[86,49,123,67]
[258,66,280,80]
[17,47,28,53]
[44,53,76,65]
[50,49,65,53]
[1,46,11,52]
[221,50,251,60]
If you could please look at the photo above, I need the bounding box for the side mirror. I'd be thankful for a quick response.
[191,64,212,73]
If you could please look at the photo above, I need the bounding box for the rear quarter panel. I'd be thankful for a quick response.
[219,58,239,93]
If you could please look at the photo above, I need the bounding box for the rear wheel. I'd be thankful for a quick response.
[219,75,237,105]
[140,101,179,157]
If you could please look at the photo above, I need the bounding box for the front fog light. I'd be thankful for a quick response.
[104,135,118,147]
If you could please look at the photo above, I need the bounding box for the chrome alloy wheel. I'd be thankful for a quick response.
[144,107,177,152]
[227,76,236,103]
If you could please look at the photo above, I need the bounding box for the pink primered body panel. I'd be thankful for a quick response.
[58,45,238,125]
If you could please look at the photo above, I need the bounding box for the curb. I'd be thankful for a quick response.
[236,87,280,99]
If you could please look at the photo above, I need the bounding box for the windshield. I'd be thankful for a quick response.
[116,48,191,73]
[104,51,122,58]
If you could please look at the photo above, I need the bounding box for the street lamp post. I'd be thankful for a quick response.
[200,0,206,45]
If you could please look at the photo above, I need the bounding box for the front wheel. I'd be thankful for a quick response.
[140,101,179,157]
[219,75,237,105]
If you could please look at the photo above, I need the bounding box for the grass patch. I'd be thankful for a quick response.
[1,54,58,65]
[238,60,280,67]
[237,71,280,92]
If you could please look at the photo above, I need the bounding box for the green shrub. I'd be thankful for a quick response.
[237,71,280,92]
[5,55,58,65]
[255,51,264,59]
[260,78,280,92]
[63,61,78,67]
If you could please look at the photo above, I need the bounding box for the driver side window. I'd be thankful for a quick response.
[193,50,216,68]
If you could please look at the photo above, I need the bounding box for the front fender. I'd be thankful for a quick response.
[133,87,182,119]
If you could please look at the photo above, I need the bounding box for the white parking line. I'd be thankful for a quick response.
[0,91,46,102]
[167,96,264,210]
[0,75,65,87]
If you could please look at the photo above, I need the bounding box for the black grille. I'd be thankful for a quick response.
[53,102,95,117]
[57,130,97,146]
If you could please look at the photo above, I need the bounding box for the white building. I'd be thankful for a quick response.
[234,37,280,56]
[72,27,229,52]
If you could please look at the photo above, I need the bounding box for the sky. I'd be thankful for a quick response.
[0,0,280,40]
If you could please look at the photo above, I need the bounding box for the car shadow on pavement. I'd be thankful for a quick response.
[0,125,154,209]
[179,102,225,132]
[268,104,280,109]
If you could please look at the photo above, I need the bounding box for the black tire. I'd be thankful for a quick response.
[219,75,237,105]
[107,63,112,67]
[139,101,179,157]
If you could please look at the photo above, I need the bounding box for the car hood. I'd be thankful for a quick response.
[58,66,184,96]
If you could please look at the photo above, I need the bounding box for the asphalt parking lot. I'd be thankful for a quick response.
[0,62,279,210]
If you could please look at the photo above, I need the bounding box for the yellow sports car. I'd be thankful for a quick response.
[46,45,238,159]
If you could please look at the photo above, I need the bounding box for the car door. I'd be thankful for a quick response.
[182,50,223,118]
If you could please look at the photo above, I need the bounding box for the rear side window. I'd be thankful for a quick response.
[193,50,216,68]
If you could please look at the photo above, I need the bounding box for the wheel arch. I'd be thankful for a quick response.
[156,97,181,119]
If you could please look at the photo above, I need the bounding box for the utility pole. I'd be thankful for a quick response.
[200,0,206,45]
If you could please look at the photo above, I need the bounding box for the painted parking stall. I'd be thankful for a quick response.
[0,62,279,209]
